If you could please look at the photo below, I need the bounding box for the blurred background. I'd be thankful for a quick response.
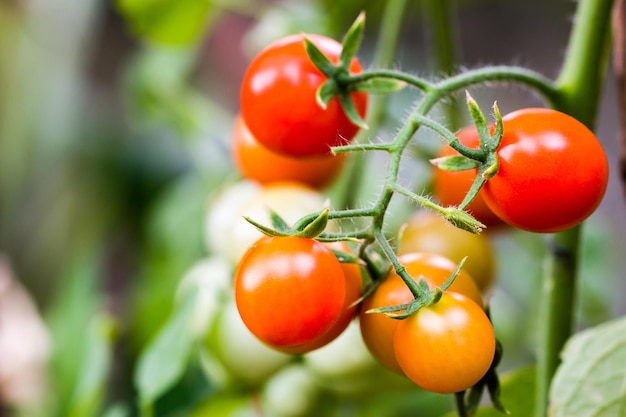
[0,0,624,416]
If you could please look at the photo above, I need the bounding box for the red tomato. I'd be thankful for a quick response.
[394,292,495,394]
[359,252,483,374]
[231,115,345,188]
[482,108,609,233]
[297,241,363,351]
[240,33,368,158]
[432,126,504,228]
[234,236,346,354]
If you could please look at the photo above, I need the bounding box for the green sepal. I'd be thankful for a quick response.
[242,216,292,237]
[484,102,504,153]
[339,11,365,69]
[304,37,338,78]
[268,209,291,233]
[439,257,467,293]
[329,248,361,264]
[293,208,329,238]
[430,155,481,172]
[352,78,407,94]
[442,207,485,235]
[316,79,339,110]
[339,91,369,129]
[466,91,490,144]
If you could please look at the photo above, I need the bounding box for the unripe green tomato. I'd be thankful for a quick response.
[205,296,292,387]
[175,256,232,339]
[304,319,412,396]
[261,364,320,417]
[397,210,496,291]
[204,180,334,265]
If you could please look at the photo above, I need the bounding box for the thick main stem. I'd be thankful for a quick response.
[535,0,614,416]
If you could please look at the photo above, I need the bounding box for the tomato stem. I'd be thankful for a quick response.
[534,0,614,416]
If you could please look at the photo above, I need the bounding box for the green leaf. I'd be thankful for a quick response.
[115,0,217,45]
[441,367,536,417]
[100,403,130,417]
[67,314,118,417]
[430,155,480,172]
[134,291,198,409]
[549,316,626,417]
[339,11,365,69]
[353,78,407,94]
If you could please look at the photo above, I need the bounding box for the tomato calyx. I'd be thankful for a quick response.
[366,257,467,320]
[305,12,369,130]
[455,336,507,416]
[243,207,331,239]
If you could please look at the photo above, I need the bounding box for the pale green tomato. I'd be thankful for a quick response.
[204,180,261,261]
[304,319,413,396]
[205,296,292,387]
[175,256,232,339]
[205,181,333,265]
[261,364,320,417]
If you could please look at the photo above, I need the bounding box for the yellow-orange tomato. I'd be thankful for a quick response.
[432,126,504,228]
[231,115,345,188]
[397,210,495,291]
[394,292,495,394]
[359,252,483,374]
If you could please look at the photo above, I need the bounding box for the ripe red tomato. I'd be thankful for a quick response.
[231,115,345,188]
[394,292,495,394]
[397,210,496,291]
[432,126,504,228]
[234,236,346,354]
[482,108,609,233]
[240,33,368,158]
[359,252,483,374]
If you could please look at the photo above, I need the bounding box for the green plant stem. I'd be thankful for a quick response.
[535,0,614,416]
[421,0,464,130]
[338,0,409,210]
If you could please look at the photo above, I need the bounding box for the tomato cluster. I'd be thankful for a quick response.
[359,251,495,393]
[434,108,608,233]
[215,27,609,406]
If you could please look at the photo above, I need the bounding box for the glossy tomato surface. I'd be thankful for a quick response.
[432,125,504,228]
[295,241,363,351]
[231,115,345,188]
[359,252,483,374]
[234,236,346,354]
[394,292,495,394]
[240,33,368,157]
[481,108,608,233]
[397,210,495,291]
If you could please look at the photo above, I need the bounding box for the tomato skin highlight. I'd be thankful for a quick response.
[240,33,368,158]
[482,108,608,233]
[231,115,345,188]
[393,292,495,394]
[359,252,483,374]
[234,236,346,354]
